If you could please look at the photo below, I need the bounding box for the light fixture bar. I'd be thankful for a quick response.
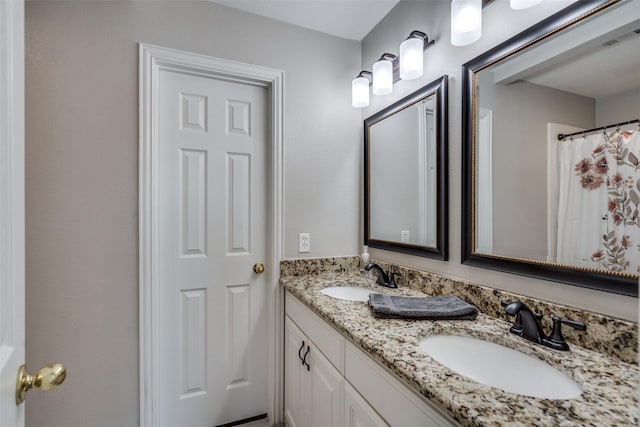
[351,30,436,108]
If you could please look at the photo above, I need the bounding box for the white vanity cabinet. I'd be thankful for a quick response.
[344,383,388,427]
[284,316,344,427]
[284,291,460,427]
[284,317,307,427]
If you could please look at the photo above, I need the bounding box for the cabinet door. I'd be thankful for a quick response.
[285,317,307,427]
[344,383,388,427]
[307,342,344,427]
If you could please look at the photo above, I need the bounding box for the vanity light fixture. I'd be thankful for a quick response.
[351,30,436,108]
[510,0,543,10]
[352,71,372,108]
[451,0,482,46]
[372,53,396,95]
[399,30,432,80]
[450,0,539,46]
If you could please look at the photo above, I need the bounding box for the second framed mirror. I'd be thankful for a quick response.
[365,75,448,259]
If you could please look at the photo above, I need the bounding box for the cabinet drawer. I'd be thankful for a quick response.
[286,292,345,374]
[344,382,388,427]
[345,341,459,427]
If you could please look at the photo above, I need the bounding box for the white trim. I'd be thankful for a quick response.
[417,99,436,247]
[138,43,285,427]
[476,108,493,253]
[0,1,25,425]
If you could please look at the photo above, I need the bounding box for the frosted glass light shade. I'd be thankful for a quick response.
[451,0,482,46]
[399,37,423,80]
[352,76,370,108]
[372,59,393,95]
[510,0,543,9]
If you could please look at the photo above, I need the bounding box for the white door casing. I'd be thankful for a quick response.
[0,1,25,426]
[139,44,284,427]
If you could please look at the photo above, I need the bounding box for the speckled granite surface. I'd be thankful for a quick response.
[281,271,639,426]
[282,256,638,365]
[280,257,360,276]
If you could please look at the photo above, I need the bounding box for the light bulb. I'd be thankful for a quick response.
[451,0,482,46]
[372,59,393,95]
[399,37,423,80]
[352,76,370,108]
[510,0,543,9]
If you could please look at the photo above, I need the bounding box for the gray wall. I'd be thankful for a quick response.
[477,75,594,259]
[361,1,637,321]
[596,87,640,126]
[25,1,360,426]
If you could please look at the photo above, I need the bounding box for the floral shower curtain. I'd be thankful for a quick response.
[556,127,639,273]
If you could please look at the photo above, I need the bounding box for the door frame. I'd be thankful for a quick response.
[0,0,25,425]
[138,43,284,427]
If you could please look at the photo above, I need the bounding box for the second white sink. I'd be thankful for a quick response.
[320,286,378,302]
[418,335,582,400]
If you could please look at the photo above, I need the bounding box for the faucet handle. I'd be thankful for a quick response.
[557,317,586,331]
[388,271,400,288]
[545,316,587,351]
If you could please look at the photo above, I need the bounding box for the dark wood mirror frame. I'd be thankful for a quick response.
[461,0,638,297]
[365,75,448,260]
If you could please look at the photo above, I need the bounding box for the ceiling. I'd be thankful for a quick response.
[488,1,640,100]
[525,30,640,99]
[209,0,400,41]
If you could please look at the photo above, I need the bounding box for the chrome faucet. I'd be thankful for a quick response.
[364,263,399,288]
[501,300,586,351]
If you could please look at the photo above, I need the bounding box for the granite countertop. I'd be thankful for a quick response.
[281,272,639,427]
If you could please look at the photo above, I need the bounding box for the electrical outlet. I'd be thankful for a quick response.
[401,230,410,243]
[298,233,310,253]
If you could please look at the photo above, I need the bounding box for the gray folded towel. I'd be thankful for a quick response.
[368,294,477,320]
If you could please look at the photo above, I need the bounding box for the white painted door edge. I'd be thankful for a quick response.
[138,43,285,427]
[0,1,25,426]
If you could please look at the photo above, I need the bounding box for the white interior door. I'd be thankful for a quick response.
[0,1,25,426]
[157,68,268,427]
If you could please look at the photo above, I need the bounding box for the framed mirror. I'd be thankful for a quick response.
[462,0,639,296]
[365,75,448,259]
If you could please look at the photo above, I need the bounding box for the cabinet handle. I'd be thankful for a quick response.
[302,345,310,371]
[298,341,305,363]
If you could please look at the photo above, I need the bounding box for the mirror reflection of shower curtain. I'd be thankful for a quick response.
[556,128,640,273]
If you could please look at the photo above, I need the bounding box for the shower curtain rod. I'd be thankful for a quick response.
[557,118,639,141]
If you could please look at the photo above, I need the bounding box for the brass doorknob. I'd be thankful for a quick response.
[16,363,66,405]
[253,262,265,274]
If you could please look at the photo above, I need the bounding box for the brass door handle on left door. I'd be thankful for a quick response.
[253,263,265,274]
[16,363,66,405]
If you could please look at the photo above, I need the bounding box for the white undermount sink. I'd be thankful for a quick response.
[320,286,378,302]
[418,335,582,400]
